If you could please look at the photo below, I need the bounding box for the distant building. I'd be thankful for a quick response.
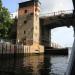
[10,11,18,19]
[51,41,62,48]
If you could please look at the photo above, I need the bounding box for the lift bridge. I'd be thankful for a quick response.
[0,1,75,74]
[14,0,75,53]
[0,10,74,75]
[11,9,75,48]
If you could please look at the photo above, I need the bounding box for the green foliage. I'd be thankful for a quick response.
[0,0,13,39]
[0,0,2,10]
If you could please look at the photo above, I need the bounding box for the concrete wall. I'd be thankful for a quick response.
[17,14,33,45]
[33,4,40,45]
[17,4,35,45]
[17,1,40,45]
[40,25,51,47]
[24,45,44,54]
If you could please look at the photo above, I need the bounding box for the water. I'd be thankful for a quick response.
[0,54,68,75]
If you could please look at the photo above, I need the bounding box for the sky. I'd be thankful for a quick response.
[2,0,74,13]
[51,26,74,47]
[2,0,74,47]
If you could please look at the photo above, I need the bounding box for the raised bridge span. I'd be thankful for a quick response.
[39,10,75,47]
[39,8,75,75]
[40,10,75,29]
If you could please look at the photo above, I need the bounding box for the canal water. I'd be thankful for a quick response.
[0,54,68,75]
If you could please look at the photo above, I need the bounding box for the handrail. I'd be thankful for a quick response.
[40,10,73,18]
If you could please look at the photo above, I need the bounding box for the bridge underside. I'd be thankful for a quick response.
[40,13,75,48]
[40,13,75,29]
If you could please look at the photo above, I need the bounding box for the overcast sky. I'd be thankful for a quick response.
[40,0,73,13]
[2,0,74,47]
[51,26,74,47]
[2,0,74,13]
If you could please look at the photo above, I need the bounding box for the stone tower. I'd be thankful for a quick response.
[17,0,44,53]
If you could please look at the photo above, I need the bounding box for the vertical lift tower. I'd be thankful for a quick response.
[17,0,44,53]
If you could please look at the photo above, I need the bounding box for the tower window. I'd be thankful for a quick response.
[24,31,26,34]
[24,20,27,24]
[35,8,38,12]
[24,10,27,13]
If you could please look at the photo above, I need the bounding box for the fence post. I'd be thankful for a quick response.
[6,44,7,57]
[10,44,11,57]
[13,44,16,72]
[2,44,3,58]
[18,44,19,54]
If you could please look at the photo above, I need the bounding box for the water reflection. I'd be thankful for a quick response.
[39,55,51,75]
[0,54,68,75]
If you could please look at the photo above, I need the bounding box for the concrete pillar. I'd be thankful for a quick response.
[40,26,51,47]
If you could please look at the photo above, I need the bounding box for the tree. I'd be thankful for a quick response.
[0,0,2,10]
[0,0,13,39]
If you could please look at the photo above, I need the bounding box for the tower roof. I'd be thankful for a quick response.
[19,0,39,8]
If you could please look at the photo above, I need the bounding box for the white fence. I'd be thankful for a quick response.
[0,43,24,54]
[40,10,73,18]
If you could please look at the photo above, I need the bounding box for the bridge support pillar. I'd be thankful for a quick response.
[16,1,44,54]
[40,26,51,48]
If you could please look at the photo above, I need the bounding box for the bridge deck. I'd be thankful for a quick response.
[40,11,75,29]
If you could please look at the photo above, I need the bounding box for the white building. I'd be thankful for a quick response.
[10,11,18,19]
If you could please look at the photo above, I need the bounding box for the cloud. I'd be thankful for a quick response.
[51,26,74,47]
